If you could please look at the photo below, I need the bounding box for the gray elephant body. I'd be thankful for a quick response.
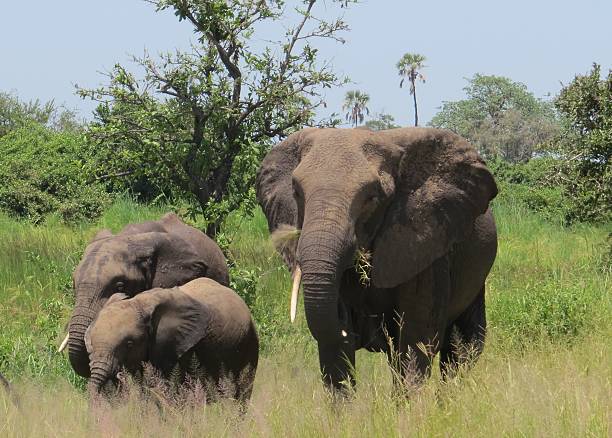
[86,277,259,403]
[256,127,498,390]
[67,213,229,378]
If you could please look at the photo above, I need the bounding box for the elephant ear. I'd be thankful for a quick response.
[146,288,209,375]
[256,128,316,269]
[123,233,207,290]
[372,128,497,288]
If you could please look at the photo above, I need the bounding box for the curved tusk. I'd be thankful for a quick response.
[58,333,70,353]
[290,265,302,323]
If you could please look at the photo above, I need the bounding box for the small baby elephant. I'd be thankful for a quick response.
[85,277,259,404]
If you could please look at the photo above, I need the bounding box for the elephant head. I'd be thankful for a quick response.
[66,230,208,378]
[85,288,209,396]
[256,127,497,390]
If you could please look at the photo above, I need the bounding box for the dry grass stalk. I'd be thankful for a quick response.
[355,248,372,287]
[270,224,301,251]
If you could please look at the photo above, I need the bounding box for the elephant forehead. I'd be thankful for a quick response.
[307,130,373,155]
[94,303,140,333]
[81,240,130,266]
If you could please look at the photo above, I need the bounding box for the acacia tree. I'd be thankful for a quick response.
[555,63,611,223]
[0,92,80,137]
[364,112,399,131]
[342,90,370,127]
[79,0,354,235]
[397,53,426,126]
[429,74,559,162]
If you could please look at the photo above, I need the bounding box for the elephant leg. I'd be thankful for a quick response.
[318,338,356,394]
[391,256,451,390]
[440,286,486,379]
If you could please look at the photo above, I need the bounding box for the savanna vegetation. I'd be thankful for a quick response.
[0,0,610,436]
[0,193,609,436]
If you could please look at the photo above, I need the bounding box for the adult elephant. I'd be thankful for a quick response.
[86,278,259,404]
[256,127,498,391]
[61,213,229,378]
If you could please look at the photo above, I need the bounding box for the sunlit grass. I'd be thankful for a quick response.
[2,334,609,437]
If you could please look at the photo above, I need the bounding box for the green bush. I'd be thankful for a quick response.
[0,123,110,223]
[490,158,571,223]
[555,64,611,224]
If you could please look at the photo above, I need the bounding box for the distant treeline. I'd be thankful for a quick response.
[0,64,610,227]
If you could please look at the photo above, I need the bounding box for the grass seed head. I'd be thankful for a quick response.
[355,248,372,287]
[270,224,301,251]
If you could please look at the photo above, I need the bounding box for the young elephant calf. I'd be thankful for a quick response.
[85,277,259,404]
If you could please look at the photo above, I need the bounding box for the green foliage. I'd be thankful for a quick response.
[0,91,82,137]
[78,0,351,234]
[0,124,110,223]
[364,112,399,131]
[555,63,612,223]
[490,158,570,223]
[430,74,559,162]
[488,198,609,349]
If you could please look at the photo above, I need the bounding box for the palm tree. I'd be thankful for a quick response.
[342,90,370,127]
[397,53,426,126]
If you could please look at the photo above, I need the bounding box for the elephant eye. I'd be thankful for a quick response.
[116,281,125,292]
[126,340,134,349]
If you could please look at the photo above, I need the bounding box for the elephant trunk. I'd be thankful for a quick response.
[298,196,356,390]
[68,303,97,377]
[88,358,116,397]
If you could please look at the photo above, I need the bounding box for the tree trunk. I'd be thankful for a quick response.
[412,79,419,127]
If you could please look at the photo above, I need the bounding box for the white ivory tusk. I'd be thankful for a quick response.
[290,265,302,323]
[58,333,70,353]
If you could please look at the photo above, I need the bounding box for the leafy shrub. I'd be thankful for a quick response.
[554,64,611,224]
[0,123,110,223]
[489,280,596,347]
[490,158,571,223]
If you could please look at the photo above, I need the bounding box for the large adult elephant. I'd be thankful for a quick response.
[61,213,229,378]
[256,127,498,391]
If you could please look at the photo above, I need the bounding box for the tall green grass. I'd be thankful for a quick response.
[0,195,610,436]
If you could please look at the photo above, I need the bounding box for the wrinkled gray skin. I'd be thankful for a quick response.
[256,127,498,392]
[68,213,229,378]
[86,278,259,403]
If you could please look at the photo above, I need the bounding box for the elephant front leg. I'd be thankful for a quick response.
[389,256,451,391]
[318,336,356,394]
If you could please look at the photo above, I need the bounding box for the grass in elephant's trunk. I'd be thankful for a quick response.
[270,225,301,251]
[354,248,372,287]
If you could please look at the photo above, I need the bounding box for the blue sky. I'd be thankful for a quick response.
[1,0,610,126]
